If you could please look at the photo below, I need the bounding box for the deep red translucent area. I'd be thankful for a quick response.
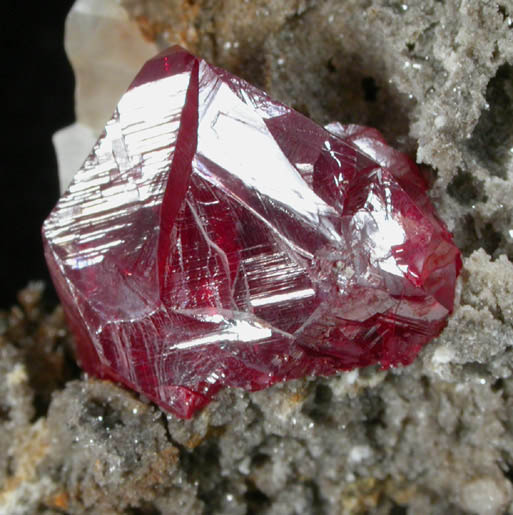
[43,46,461,418]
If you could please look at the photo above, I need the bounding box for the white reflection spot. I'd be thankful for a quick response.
[173,318,273,350]
[250,288,315,308]
[359,189,407,276]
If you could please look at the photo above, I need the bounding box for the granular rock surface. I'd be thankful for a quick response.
[2,1,513,513]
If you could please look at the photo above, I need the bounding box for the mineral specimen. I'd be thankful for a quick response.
[42,46,461,418]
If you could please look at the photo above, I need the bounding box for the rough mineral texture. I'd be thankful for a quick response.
[3,0,513,513]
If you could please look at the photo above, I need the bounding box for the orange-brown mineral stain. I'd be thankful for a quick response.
[135,15,170,44]
[135,1,200,50]
[49,491,69,510]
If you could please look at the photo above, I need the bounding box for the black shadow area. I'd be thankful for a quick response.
[0,2,75,308]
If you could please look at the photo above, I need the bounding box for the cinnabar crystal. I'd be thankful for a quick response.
[43,46,461,418]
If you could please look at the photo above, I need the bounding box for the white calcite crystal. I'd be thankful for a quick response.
[52,123,96,190]
[55,0,157,190]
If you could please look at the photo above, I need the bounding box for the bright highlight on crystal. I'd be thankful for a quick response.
[43,46,461,418]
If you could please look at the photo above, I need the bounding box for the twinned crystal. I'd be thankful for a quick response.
[43,46,461,418]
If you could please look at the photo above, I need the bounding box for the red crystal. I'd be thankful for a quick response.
[43,46,462,418]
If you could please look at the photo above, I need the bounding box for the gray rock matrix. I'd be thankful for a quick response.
[2,1,513,513]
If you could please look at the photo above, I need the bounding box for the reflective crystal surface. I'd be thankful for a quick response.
[42,46,462,418]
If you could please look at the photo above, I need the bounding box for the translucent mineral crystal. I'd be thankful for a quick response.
[42,46,461,418]
[56,0,158,190]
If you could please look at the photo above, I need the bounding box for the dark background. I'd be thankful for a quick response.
[1,2,75,308]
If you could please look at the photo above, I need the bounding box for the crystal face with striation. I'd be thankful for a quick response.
[43,46,461,418]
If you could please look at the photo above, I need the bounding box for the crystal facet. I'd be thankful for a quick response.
[43,46,462,418]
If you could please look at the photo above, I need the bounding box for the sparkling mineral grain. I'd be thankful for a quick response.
[42,46,461,418]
